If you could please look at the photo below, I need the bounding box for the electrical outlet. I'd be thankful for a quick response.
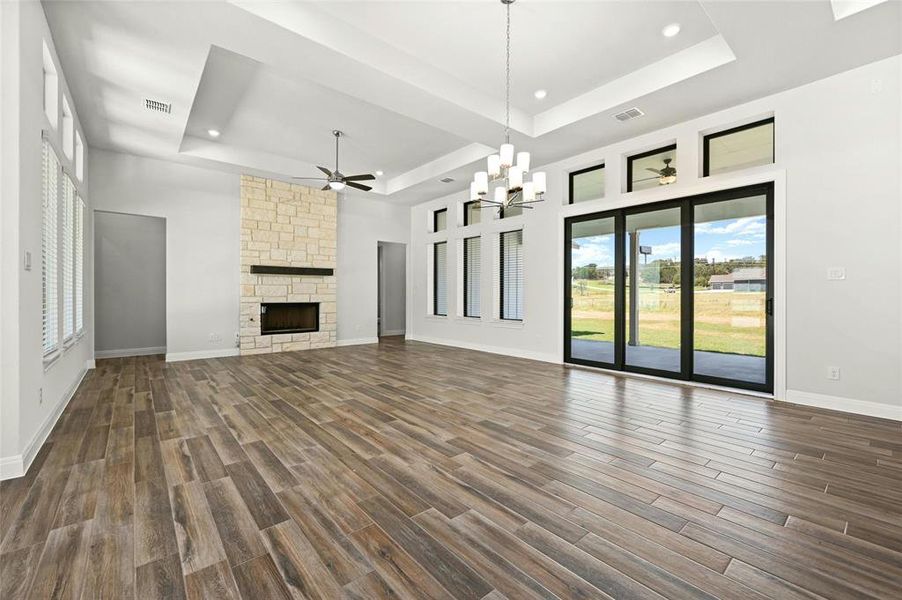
[208,332,222,343]
[826,366,841,381]
[826,267,846,281]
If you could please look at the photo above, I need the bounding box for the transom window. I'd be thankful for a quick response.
[433,208,447,232]
[464,201,481,226]
[703,118,775,176]
[569,163,605,204]
[627,145,676,192]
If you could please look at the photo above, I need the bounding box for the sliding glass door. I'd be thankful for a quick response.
[566,216,617,366]
[564,183,773,392]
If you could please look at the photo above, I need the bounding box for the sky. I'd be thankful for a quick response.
[572,215,767,267]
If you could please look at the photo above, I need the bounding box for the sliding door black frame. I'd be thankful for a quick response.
[564,182,774,393]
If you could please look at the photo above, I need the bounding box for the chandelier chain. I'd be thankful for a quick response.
[505,0,511,144]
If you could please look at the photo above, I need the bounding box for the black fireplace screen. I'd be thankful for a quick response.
[260,302,319,335]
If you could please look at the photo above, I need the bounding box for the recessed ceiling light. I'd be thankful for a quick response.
[375,170,384,176]
[207,129,220,138]
[662,23,681,38]
[534,89,547,100]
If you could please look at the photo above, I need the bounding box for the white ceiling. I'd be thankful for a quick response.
[43,1,901,205]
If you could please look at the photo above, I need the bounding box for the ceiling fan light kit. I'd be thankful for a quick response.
[470,0,546,213]
[293,129,376,192]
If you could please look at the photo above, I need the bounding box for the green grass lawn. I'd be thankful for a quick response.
[570,280,765,356]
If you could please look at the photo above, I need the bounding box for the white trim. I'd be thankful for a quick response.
[406,334,559,364]
[784,390,902,422]
[337,337,379,347]
[0,367,87,481]
[380,329,406,337]
[95,346,166,359]
[165,348,239,363]
[85,359,96,370]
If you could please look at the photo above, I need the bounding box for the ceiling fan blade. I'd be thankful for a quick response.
[645,168,663,175]
[322,184,331,191]
[343,173,375,182]
[292,176,328,180]
[317,166,333,177]
[345,181,372,192]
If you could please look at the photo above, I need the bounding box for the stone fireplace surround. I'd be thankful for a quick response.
[239,175,337,355]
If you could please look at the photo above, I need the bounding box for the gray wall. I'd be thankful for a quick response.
[94,211,166,355]
[379,241,406,336]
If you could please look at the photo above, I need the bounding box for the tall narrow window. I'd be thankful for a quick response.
[62,175,75,342]
[569,163,605,204]
[500,230,523,320]
[43,41,58,128]
[75,197,85,334]
[464,201,481,226]
[433,241,448,316]
[433,208,447,232]
[42,141,60,355]
[463,236,481,317]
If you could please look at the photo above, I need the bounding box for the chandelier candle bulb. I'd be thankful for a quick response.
[509,167,523,191]
[523,181,536,202]
[500,143,514,168]
[470,181,480,201]
[516,151,530,173]
[533,171,546,194]
[487,154,501,177]
[494,186,507,204]
[475,171,489,195]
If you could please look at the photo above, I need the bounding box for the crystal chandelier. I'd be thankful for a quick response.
[470,0,545,214]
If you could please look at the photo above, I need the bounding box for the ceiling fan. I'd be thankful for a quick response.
[293,130,375,192]
[634,157,677,186]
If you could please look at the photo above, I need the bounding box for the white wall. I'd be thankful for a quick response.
[1,1,94,478]
[379,241,407,336]
[337,196,410,344]
[409,55,902,420]
[90,150,241,361]
[94,211,167,356]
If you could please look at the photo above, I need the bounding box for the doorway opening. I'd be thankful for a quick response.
[565,183,773,392]
[377,241,406,340]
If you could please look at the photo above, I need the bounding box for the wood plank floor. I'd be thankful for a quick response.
[2,338,901,599]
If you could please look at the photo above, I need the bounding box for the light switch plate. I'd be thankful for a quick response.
[24,251,32,271]
[827,267,846,281]
[827,366,841,381]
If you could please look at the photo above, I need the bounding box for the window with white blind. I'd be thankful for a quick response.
[62,175,75,342]
[500,229,523,320]
[75,196,85,334]
[42,140,60,355]
[433,241,448,316]
[463,236,481,317]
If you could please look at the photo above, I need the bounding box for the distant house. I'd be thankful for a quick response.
[709,274,734,290]
[708,268,766,291]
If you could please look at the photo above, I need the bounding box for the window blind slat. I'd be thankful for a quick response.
[464,236,480,317]
[500,230,523,320]
[434,241,448,316]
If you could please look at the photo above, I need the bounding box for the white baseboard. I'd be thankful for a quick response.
[784,389,902,421]
[95,346,166,359]
[380,329,406,337]
[165,348,240,363]
[0,367,88,481]
[85,359,96,370]
[405,334,560,364]
[337,337,379,347]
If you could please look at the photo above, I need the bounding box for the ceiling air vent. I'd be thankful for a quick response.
[613,107,644,122]
[144,98,171,114]
[440,177,455,183]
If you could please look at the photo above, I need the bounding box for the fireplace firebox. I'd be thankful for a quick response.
[260,302,319,335]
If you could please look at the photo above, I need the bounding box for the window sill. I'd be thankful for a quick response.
[454,316,483,325]
[43,350,61,371]
[488,318,525,329]
[425,314,448,321]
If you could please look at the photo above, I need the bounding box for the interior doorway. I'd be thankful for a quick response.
[94,210,167,358]
[377,241,406,339]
